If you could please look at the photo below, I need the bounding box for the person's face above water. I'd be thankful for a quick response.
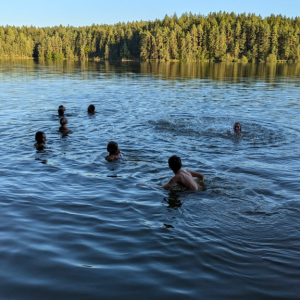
[41,133,47,144]
[233,123,241,132]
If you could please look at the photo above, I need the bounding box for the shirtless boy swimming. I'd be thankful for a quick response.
[163,155,204,191]
[87,104,96,114]
[34,131,46,150]
[59,117,70,134]
[227,122,243,137]
[58,105,66,118]
[58,108,65,118]
[105,141,122,161]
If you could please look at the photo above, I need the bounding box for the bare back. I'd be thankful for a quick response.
[163,169,203,191]
[175,169,200,191]
[59,126,70,133]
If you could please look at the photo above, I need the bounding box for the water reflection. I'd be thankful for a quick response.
[0,59,300,81]
[35,157,47,164]
[164,190,183,208]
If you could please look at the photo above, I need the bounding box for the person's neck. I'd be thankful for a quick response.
[173,169,181,175]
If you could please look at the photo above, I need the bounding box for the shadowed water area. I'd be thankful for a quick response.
[0,60,300,299]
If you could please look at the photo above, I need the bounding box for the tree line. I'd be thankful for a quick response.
[0,12,300,62]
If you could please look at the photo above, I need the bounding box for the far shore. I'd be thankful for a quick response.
[0,57,297,64]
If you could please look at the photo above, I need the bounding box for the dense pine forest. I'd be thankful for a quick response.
[0,12,300,62]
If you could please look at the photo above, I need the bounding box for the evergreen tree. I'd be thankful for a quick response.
[120,41,131,59]
[180,34,187,60]
[104,44,109,60]
[259,21,271,59]
[0,12,299,62]
[169,30,179,59]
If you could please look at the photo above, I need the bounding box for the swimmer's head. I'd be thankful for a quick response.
[58,108,64,116]
[35,131,46,144]
[107,141,119,155]
[233,122,242,133]
[88,104,95,114]
[59,105,66,112]
[168,155,182,173]
[60,117,68,126]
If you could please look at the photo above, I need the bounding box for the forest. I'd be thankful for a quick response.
[0,12,300,62]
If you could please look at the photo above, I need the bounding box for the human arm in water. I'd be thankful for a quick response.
[162,175,180,190]
[188,170,204,182]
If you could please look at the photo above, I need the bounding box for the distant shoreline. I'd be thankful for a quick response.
[0,12,299,63]
[0,57,296,64]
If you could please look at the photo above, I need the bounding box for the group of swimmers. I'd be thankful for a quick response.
[57,104,96,134]
[34,104,95,148]
[34,106,243,192]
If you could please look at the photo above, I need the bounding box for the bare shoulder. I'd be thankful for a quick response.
[182,169,192,176]
[175,173,183,180]
[174,171,186,183]
[105,156,113,162]
[106,155,119,162]
[35,143,45,150]
[168,173,182,184]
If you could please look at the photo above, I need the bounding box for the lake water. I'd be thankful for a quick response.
[0,60,299,299]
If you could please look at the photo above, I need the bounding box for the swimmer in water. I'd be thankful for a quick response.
[58,107,65,118]
[227,122,243,137]
[162,155,204,191]
[87,104,96,114]
[105,141,122,161]
[58,105,66,112]
[34,131,46,150]
[59,117,70,134]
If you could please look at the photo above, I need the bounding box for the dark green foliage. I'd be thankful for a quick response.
[0,12,299,61]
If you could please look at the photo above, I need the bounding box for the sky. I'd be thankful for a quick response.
[1,0,300,27]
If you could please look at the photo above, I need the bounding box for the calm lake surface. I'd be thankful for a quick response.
[0,60,299,300]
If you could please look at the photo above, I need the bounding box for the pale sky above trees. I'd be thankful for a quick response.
[1,0,299,27]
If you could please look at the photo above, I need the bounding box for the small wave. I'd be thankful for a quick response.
[244,210,279,216]
[149,114,293,147]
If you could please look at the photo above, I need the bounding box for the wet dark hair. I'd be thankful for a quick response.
[58,108,64,116]
[35,131,45,143]
[233,122,242,132]
[107,141,119,155]
[168,155,182,173]
[60,117,68,126]
[88,104,95,113]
